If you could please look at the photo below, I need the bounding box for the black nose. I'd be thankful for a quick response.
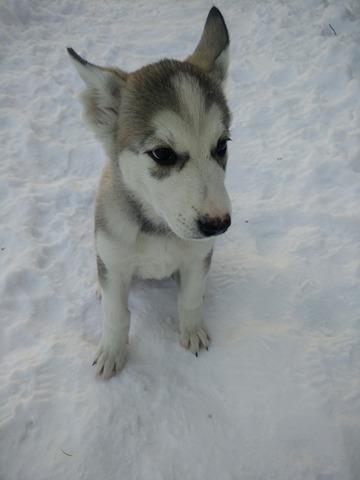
[197,215,231,237]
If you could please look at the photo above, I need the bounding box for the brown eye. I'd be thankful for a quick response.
[216,138,229,157]
[148,148,177,166]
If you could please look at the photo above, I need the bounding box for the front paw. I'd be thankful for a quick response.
[93,340,127,379]
[180,327,210,356]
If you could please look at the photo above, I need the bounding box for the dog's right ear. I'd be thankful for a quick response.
[186,7,230,84]
[67,47,127,158]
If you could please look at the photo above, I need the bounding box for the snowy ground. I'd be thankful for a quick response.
[1,0,360,478]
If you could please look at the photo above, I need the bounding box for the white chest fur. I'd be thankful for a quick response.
[96,230,213,281]
[134,234,181,279]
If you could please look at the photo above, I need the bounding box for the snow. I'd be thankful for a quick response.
[1,0,360,478]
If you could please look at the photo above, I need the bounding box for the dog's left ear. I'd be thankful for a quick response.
[186,6,229,84]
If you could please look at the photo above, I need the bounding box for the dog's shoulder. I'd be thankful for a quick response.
[95,160,137,242]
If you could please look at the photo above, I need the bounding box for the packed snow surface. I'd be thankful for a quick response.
[1,0,360,479]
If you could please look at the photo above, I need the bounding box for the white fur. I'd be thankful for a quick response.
[95,227,214,376]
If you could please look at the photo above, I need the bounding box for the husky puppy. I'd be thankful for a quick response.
[68,6,232,378]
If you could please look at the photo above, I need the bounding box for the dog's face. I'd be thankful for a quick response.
[68,7,232,240]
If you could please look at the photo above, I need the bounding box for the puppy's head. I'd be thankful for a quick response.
[68,7,232,240]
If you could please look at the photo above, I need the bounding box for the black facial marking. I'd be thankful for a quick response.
[177,154,190,171]
[124,191,172,236]
[97,255,107,286]
[149,152,190,180]
[211,137,230,170]
[211,150,228,170]
[149,167,172,180]
[172,270,181,287]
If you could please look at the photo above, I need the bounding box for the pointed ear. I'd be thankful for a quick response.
[186,7,230,84]
[67,47,128,158]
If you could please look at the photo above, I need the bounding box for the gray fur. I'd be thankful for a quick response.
[68,49,127,160]
[149,153,190,180]
[94,199,109,235]
[68,53,230,162]
[186,6,230,83]
[97,254,107,286]
[93,164,115,237]
[120,60,230,153]
[204,249,213,273]
[80,78,122,159]
[124,190,172,236]
[94,161,173,238]
[149,166,172,180]
[172,270,181,287]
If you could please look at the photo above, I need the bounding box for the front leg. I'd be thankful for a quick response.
[94,257,132,379]
[177,250,212,356]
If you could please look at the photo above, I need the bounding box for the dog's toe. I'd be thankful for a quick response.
[189,333,200,355]
[180,327,210,356]
[93,343,127,379]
